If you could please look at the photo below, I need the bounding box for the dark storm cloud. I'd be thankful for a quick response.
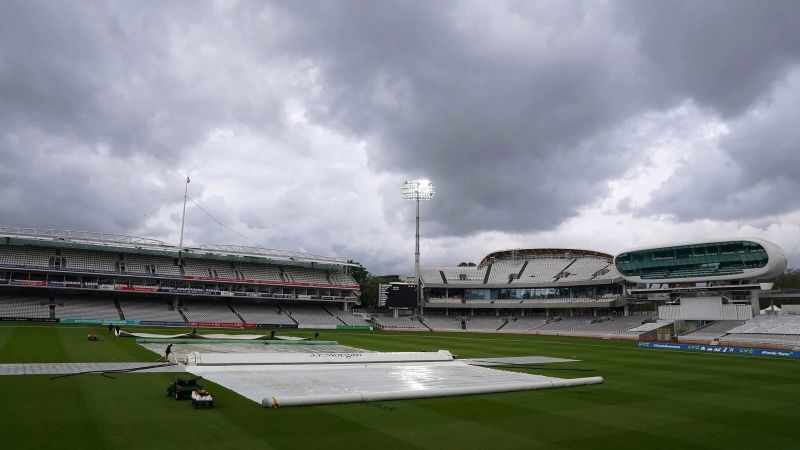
[267,1,653,234]
[617,1,800,221]
[0,1,281,236]
[618,0,800,116]
[265,0,800,235]
[1,0,799,259]
[641,71,800,221]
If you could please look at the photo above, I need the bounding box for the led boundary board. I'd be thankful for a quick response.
[379,283,417,308]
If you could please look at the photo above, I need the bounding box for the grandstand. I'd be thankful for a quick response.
[0,228,361,329]
[3,228,799,349]
[0,227,358,288]
[421,248,625,317]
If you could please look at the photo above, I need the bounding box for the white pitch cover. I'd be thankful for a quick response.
[186,358,603,408]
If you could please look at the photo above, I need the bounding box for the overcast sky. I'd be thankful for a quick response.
[1,0,799,274]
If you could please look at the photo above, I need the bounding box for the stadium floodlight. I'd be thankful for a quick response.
[402,179,435,313]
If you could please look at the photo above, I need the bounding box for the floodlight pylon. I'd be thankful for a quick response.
[401,180,435,313]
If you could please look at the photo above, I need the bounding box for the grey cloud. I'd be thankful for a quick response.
[619,0,800,116]
[1,1,800,274]
[642,71,800,220]
[266,0,800,236]
[267,1,656,235]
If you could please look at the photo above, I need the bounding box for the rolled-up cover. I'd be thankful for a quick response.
[261,376,604,407]
[188,350,454,366]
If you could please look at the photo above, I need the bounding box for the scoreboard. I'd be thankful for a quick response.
[378,283,417,308]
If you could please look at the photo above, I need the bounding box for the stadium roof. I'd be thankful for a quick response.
[0,227,352,267]
[478,248,613,268]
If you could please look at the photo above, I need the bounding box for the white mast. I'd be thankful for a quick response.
[178,175,190,249]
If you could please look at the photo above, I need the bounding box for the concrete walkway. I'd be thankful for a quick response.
[0,362,184,376]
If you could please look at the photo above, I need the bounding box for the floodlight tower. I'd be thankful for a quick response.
[401,179,435,313]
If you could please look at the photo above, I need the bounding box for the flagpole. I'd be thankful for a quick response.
[179,176,190,249]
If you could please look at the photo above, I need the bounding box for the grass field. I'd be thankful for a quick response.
[0,324,798,450]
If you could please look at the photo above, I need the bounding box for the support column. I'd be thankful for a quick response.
[624,304,630,317]
[750,289,760,318]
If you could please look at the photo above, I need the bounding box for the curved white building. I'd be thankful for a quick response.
[614,238,787,284]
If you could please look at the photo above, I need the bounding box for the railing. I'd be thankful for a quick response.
[0,227,171,246]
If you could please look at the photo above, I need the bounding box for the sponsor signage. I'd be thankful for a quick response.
[10,280,47,286]
[139,320,189,327]
[0,317,59,323]
[638,341,800,359]
[257,323,299,329]
[60,318,140,326]
[115,286,158,292]
[336,325,373,330]
[188,321,256,328]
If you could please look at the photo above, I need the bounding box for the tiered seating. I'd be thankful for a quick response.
[558,258,610,281]
[232,303,295,324]
[720,333,800,347]
[486,260,525,284]
[124,254,181,277]
[727,315,800,335]
[0,296,51,318]
[285,305,342,327]
[465,316,504,331]
[118,299,185,322]
[420,268,445,284]
[440,267,486,284]
[183,259,237,278]
[63,250,117,272]
[566,317,644,336]
[420,315,463,330]
[679,320,746,340]
[234,263,283,282]
[372,316,428,330]
[282,267,328,284]
[324,307,370,326]
[56,298,120,320]
[534,317,592,333]
[328,272,357,286]
[593,264,620,280]
[180,300,241,323]
[500,316,549,332]
[516,258,574,283]
[0,246,51,268]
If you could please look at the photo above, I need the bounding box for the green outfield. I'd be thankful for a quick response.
[0,324,797,450]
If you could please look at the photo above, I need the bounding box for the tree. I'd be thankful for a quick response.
[457,262,476,267]
[346,260,370,285]
[771,268,800,289]
[346,260,404,308]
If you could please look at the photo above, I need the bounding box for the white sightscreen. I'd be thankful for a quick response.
[681,297,722,320]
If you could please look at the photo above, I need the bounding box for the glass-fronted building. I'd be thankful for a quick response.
[614,238,786,284]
